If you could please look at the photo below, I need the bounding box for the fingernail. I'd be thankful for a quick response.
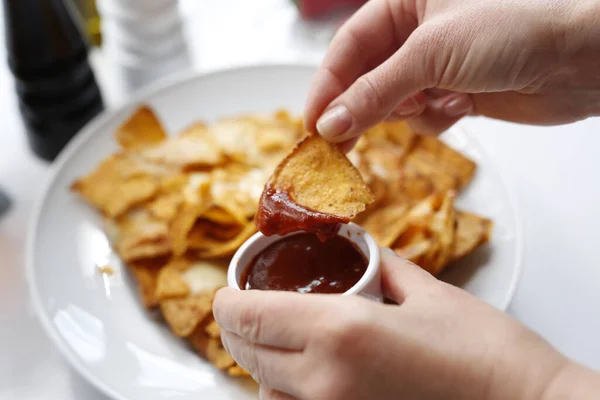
[394,96,420,116]
[316,105,352,139]
[444,96,473,117]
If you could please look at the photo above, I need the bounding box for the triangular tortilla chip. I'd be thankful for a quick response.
[452,211,493,260]
[409,137,476,189]
[160,291,215,337]
[392,191,456,275]
[71,154,160,217]
[115,106,167,150]
[140,126,223,168]
[360,203,409,247]
[256,135,374,237]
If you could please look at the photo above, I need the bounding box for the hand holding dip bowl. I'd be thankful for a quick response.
[228,223,382,302]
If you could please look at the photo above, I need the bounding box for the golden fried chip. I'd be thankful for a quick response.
[267,134,374,217]
[403,151,459,195]
[160,291,214,337]
[227,365,250,377]
[202,206,242,225]
[141,128,223,168]
[392,191,457,275]
[210,166,267,220]
[195,222,257,258]
[188,220,244,249]
[115,208,171,261]
[410,137,476,189]
[189,325,210,355]
[155,266,190,301]
[183,172,212,205]
[179,260,228,294]
[71,154,160,217]
[170,203,212,256]
[205,319,221,338]
[147,192,184,221]
[115,106,167,150]
[129,256,169,308]
[384,121,417,150]
[452,211,493,260]
[207,338,236,370]
[394,240,432,262]
[361,203,410,247]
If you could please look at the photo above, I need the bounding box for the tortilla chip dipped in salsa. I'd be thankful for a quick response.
[255,134,374,239]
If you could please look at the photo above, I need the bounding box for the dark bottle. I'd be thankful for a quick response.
[3,0,104,161]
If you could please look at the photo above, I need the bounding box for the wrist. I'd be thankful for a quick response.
[541,360,600,400]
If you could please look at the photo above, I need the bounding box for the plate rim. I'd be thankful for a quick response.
[25,63,524,400]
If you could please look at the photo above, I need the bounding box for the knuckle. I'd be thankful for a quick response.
[354,74,386,111]
[237,306,262,342]
[408,23,455,86]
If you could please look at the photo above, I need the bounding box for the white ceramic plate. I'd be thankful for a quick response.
[27,65,522,400]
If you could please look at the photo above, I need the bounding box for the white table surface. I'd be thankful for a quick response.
[1,1,599,398]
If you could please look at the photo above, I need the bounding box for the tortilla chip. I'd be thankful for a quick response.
[170,203,212,256]
[361,203,410,247]
[384,121,417,151]
[155,266,191,300]
[129,256,169,308]
[210,166,267,220]
[195,222,257,258]
[188,220,244,249]
[115,106,167,150]
[403,151,459,195]
[189,326,210,356]
[267,134,374,217]
[179,260,228,294]
[452,211,493,260]
[115,208,171,261]
[141,129,223,168]
[207,338,236,370]
[409,137,476,189]
[392,191,457,275]
[71,154,160,217]
[205,319,221,338]
[227,365,250,377]
[160,291,215,337]
[394,240,432,262]
[147,192,184,221]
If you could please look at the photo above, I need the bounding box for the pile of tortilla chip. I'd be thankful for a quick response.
[71,106,492,377]
[350,121,492,275]
[72,106,304,377]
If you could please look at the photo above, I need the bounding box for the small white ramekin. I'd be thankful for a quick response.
[228,223,382,302]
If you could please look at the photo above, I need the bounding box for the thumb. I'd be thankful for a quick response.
[380,248,439,304]
[316,26,438,143]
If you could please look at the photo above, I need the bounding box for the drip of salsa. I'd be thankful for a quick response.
[255,185,349,241]
[241,232,368,294]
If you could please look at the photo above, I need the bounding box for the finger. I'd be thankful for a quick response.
[315,26,439,143]
[387,92,427,120]
[259,386,298,400]
[304,0,419,134]
[213,288,330,349]
[380,248,439,303]
[473,91,586,125]
[407,93,473,136]
[222,331,304,395]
